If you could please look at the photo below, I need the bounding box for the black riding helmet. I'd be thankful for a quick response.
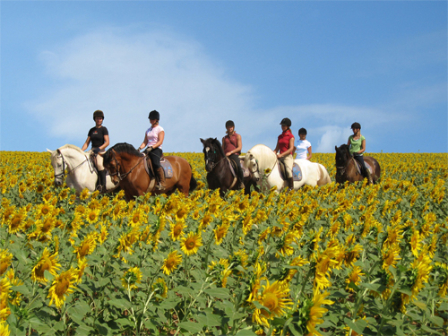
[280,118,292,127]
[225,120,235,128]
[93,110,104,121]
[148,110,160,120]
[351,122,361,129]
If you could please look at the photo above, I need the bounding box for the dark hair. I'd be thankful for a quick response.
[225,120,235,128]
[351,122,361,129]
[280,118,292,128]
[93,110,104,121]
[298,128,307,135]
[148,110,160,120]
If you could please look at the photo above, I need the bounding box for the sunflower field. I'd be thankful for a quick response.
[1,151,447,336]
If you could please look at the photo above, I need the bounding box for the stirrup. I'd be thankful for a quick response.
[156,183,165,191]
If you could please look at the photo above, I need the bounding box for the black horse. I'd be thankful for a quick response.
[200,138,258,197]
[335,144,381,185]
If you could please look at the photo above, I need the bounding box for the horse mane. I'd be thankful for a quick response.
[103,142,143,166]
[336,144,351,162]
[203,138,226,158]
[58,144,85,155]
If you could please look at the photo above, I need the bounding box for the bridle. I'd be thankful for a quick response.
[108,150,144,181]
[54,151,88,179]
[204,144,225,172]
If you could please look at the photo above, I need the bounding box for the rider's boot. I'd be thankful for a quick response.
[287,177,294,191]
[238,167,245,189]
[365,168,374,185]
[97,170,107,192]
[156,167,166,190]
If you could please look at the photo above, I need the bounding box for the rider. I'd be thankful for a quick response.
[222,120,245,189]
[81,110,109,192]
[347,122,373,184]
[274,118,295,190]
[138,110,165,190]
[296,128,312,160]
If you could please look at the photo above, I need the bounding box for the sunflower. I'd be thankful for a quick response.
[381,245,401,273]
[0,277,11,299]
[98,225,109,245]
[86,209,100,224]
[0,320,10,336]
[5,269,23,306]
[8,210,26,234]
[79,188,90,201]
[129,209,145,227]
[74,232,99,260]
[152,278,168,298]
[181,232,202,256]
[214,223,229,245]
[305,290,334,336]
[76,258,88,284]
[410,230,422,257]
[209,259,232,288]
[345,266,365,292]
[0,249,13,275]
[169,221,185,242]
[199,214,213,230]
[36,184,45,193]
[252,280,293,327]
[276,233,296,257]
[47,268,78,308]
[0,292,10,321]
[175,207,189,222]
[121,267,142,290]
[242,213,253,235]
[36,203,54,218]
[58,188,70,201]
[31,248,61,283]
[162,250,183,275]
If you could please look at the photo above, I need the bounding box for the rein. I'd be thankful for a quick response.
[54,152,88,178]
[109,154,144,181]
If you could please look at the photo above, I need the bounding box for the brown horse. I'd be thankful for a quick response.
[335,144,381,184]
[102,143,196,201]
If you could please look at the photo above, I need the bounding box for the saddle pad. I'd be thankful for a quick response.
[160,159,173,179]
[354,160,373,175]
[278,162,302,181]
[239,158,250,178]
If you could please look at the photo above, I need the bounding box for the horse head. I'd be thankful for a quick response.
[47,148,66,187]
[200,138,224,172]
[335,144,351,169]
[103,148,121,185]
[244,151,260,182]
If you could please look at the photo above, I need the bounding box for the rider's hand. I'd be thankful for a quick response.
[93,148,100,154]
[147,146,153,152]
[226,152,232,157]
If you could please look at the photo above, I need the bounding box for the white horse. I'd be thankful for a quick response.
[244,144,332,192]
[47,144,117,193]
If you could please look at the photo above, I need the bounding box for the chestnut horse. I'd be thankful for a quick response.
[200,138,259,197]
[335,144,381,184]
[103,143,196,201]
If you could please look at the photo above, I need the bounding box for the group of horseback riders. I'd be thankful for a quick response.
[82,109,372,192]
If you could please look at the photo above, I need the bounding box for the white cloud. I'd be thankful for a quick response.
[24,27,426,153]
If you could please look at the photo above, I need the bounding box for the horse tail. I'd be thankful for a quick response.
[317,163,331,186]
[189,165,198,193]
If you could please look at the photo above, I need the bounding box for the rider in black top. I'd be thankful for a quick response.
[81,110,110,191]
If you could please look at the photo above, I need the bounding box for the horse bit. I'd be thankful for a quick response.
[54,152,88,179]
[108,152,144,181]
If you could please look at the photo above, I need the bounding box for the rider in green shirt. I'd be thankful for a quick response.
[347,122,373,184]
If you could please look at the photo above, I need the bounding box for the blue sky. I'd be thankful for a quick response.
[1,1,447,153]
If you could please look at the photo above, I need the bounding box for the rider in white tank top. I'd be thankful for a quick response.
[146,125,164,149]
[296,128,312,160]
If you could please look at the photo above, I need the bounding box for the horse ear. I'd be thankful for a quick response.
[214,138,217,141]
[200,138,205,144]
[335,146,338,151]
[46,149,53,153]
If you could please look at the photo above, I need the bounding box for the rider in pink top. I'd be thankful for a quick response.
[138,110,166,190]
[222,120,244,189]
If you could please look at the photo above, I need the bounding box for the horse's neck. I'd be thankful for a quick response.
[62,148,90,172]
[254,146,277,170]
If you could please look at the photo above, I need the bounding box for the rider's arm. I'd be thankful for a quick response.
[222,137,226,153]
[274,140,279,154]
[151,131,165,149]
[138,133,148,150]
[358,139,366,155]
[347,137,351,147]
[235,134,243,154]
[81,137,91,151]
[307,146,312,160]
[99,135,109,151]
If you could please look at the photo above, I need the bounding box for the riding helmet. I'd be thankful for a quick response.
[148,110,160,120]
[351,122,361,130]
[93,110,104,121]
[225,120,235,128]
[280,118,292,127]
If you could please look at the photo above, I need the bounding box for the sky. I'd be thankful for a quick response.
[1,1,447,154]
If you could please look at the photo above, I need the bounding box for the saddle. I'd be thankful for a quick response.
[278,161,303,182]
[143,155,174,179]
[227,158,250,179]
[352,158,373,175]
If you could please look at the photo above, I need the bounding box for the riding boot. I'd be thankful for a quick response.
[97,170,107,192]
[287,177,294,191]
[237,167,245,189]
[365,168,374,185]
[156,167,166,190]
